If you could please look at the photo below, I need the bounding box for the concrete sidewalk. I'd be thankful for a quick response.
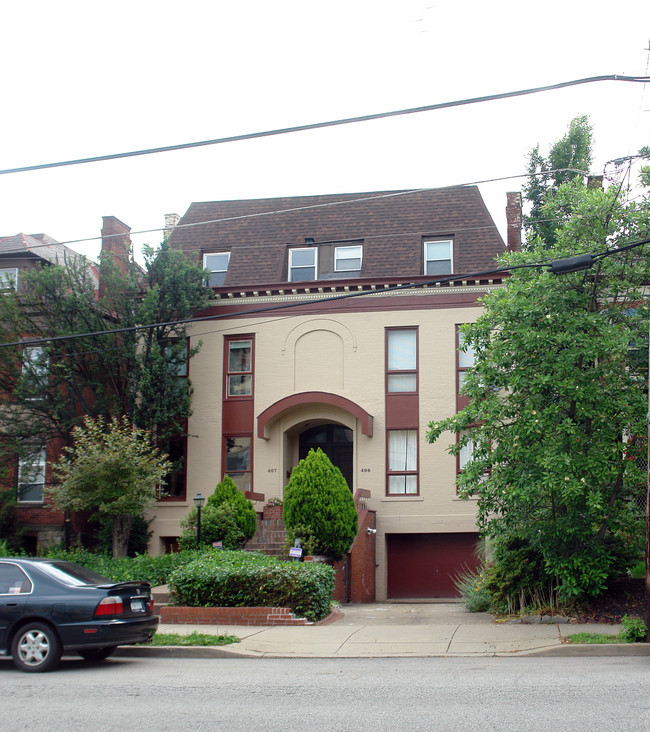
[117,602,650,659]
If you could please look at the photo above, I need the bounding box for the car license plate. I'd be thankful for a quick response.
[130,599,145,612]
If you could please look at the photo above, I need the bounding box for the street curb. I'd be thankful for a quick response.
[521,643,650,657]
[113,642,650,660]
[114,645,251,659]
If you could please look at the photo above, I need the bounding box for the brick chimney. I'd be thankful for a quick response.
[505,192,522,252]
[99,216,132,299]
[163,213,180,242]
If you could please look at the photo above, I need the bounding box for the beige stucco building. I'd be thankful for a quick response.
[147,188,519,600]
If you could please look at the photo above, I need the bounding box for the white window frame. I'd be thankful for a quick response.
[386,328,418,393]
[226,338,253,397]
[288,248,317,282]
[0,268,18,290]
[203,252,230,287]
[334,245,362,272]
[18,448,46,503]
[424,240,453,275]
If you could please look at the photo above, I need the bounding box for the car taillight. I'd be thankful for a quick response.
[95,596,124,617]
[149,598,154,612]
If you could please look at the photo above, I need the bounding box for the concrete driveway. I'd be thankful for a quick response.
[336,600,495,626]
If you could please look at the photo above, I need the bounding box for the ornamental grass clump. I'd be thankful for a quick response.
[283,448,357,560]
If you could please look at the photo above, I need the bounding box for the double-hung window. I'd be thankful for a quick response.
[386,328,417,393]
[226,338,253,397]
[387,430,418,495]
[203,253,230,287]
[18,447,46,503]
[457,326,476,410]
[334,245,362,273]
[424,240,453,275]
[224,436,252,493]
[288,248,317,281]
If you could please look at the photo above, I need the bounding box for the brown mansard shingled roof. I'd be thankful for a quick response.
[169,187,505,288]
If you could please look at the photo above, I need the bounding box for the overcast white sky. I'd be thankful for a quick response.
[1,0,648,262]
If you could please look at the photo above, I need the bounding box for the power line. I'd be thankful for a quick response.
[0,168,589,257]
[3,238,649,351]
[1,75,647,177]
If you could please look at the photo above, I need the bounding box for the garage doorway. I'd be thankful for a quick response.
[386,533,480,598]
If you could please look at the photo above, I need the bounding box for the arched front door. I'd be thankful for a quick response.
[299,424,353,491]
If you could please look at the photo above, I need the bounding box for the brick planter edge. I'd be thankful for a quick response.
[159,605,312,626]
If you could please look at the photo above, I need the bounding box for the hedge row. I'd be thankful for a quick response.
[169,551,335,622]
[41,547,208,586]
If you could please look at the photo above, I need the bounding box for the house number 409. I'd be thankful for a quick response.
[361,468,371,472]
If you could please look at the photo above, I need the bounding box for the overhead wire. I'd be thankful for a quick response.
[0,168,590,257]
[3,237,650,351]
[1,75,647,177]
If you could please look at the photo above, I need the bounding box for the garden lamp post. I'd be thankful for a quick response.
[193,493,205,547]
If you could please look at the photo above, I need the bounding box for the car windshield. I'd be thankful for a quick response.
[37,561,113,587]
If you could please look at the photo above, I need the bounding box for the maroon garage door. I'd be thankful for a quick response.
[386,533,480,599]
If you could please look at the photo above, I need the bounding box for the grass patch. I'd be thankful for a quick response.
[142,631,239,646]
[565,632,620,644]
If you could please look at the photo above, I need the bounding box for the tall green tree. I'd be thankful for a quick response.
[523,115,593,247]
[48,416,171,557]
[427,172,650,602]
[0,240,210,544]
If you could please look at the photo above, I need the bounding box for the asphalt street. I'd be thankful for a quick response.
[1,656,649,731]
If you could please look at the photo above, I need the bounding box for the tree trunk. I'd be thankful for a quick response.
[112,514,132,558]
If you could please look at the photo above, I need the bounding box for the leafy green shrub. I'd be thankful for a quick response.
[0,490,24,553]
[618,614,647,643]
[283,448,357,560]
[169,550,335,621]
[284,523,319,556]
[0,538,19,557]
[95,515,152,556]
[207,475,257,541]
[453,565,492,613]
[485,535,555,614]
[42,547,209,586]
[178,502,245,550]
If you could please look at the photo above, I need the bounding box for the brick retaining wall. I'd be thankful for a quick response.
[159,605,311,626]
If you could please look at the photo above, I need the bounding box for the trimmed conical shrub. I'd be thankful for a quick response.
[207,475,258,541]
[283,448,358,560]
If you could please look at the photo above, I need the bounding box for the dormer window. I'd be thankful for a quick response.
[424,240,453,275]
[335,245,362,272]
[203,253,230,287]
[288,248,317,282]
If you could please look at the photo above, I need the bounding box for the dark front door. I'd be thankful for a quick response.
[299,424,353,491]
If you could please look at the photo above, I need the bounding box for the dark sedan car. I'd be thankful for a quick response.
[0,558,159,672]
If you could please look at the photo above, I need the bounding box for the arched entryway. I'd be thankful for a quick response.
[299,423,353,491]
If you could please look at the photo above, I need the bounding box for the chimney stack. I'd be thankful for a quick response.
[505,192,522,252]
[164,213,180,241]
[99,216,132,298]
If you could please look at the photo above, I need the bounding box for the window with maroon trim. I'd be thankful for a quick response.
[224,435,252,493]
[457,325,476,410]
[386,328,418,393]
[225,336,254,398]
[386,429,418,495]
[158,435,187,501]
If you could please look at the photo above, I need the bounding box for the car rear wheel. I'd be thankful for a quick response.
[78,645,118,662]
[11,622,62,673]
